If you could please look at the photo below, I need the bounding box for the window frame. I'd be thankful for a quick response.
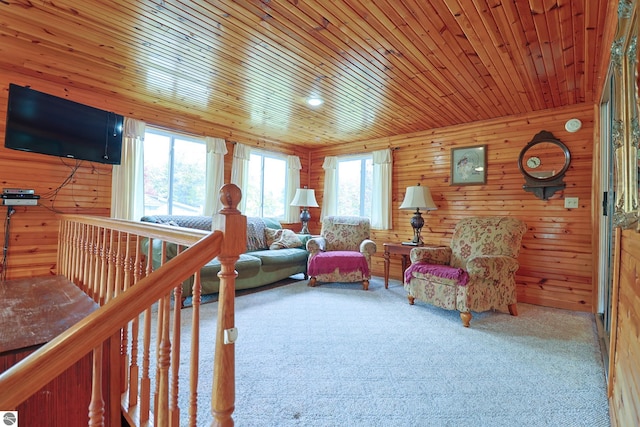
[142,127,207,216]
[335,153,373,218]
[245,149,289,219]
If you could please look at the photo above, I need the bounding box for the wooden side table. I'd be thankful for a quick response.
[383,243,415,289]
[383,242,445,289]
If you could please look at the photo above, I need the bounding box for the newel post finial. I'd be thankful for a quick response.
[219,183,242,214]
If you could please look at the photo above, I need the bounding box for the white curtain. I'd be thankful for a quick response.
[231,143,251,213]
[320,156,338,220]
[204,137,228,216]
[110,117,146,220]
[371,148,393,230]
[285,155,302,223]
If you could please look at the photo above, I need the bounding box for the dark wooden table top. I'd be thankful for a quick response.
[0,276,98,354]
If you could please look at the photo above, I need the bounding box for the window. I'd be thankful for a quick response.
[336,155,373,217]
[245,151,287,218]
[142,128,207,215]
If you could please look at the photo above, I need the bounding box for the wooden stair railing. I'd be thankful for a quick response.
[0,184,246,427]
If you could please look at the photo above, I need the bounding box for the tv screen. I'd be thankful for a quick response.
[4,84,124,165]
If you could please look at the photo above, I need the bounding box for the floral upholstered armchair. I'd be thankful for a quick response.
[306,216,377,290]
[404,216,526,327]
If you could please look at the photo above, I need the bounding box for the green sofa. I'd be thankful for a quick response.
[140,215,309,298]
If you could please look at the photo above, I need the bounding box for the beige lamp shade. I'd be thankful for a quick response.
[290,188,319,207]
[399,184,437,210]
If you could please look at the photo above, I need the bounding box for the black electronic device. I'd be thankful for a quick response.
[3,188,35,195]
[1,194,40,199]
[4,83,124,165]
[1,190,39,205]
[1,189,39,206]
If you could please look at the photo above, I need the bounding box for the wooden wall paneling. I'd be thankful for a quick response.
[309,103,595,311]
[608,227,622,399]
[0,346,112,426]
[0,71,309,280]
[0,97,114,277]
[609,230,640,427]
[0,72,601,311]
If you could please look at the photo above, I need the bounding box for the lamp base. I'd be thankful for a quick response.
[299,222,311,235]
[299,207,311,235]
[404,209,425,246]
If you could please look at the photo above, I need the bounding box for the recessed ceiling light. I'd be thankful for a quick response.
[307,97,323,107]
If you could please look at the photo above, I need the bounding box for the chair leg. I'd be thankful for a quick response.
[407,295,415,305]
[460,311,472,327]
[308,277,317,287]
[362,279,369,290]
[508,303,518,316]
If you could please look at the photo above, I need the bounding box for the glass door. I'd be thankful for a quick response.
[597,69,615,377]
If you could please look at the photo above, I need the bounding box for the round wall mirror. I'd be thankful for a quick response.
[519,139,570,181]
[518,130,571,200]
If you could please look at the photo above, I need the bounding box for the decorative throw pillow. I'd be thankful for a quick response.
[268,229,303,250]
[264,227,282,247]
[246,217,267,251]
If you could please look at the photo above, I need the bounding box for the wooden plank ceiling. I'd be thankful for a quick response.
[0,0,612,148]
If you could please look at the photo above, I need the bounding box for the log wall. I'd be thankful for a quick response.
[307,103,595,312]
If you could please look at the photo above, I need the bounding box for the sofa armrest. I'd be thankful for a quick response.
[296,233,313,247]
[360,239,376,255]
[306,236,326,254]
[140,237,180,270]
[410,246,452,264]
[465,255,519,280]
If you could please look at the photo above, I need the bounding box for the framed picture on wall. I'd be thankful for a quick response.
[451,145,487,185]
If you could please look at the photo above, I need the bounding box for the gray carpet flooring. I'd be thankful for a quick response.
[154,275,611,426]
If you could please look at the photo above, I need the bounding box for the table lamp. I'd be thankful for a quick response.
[399,183,437,245]
[290,187,319,234]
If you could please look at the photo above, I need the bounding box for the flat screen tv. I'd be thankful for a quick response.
[4,83,124,165]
